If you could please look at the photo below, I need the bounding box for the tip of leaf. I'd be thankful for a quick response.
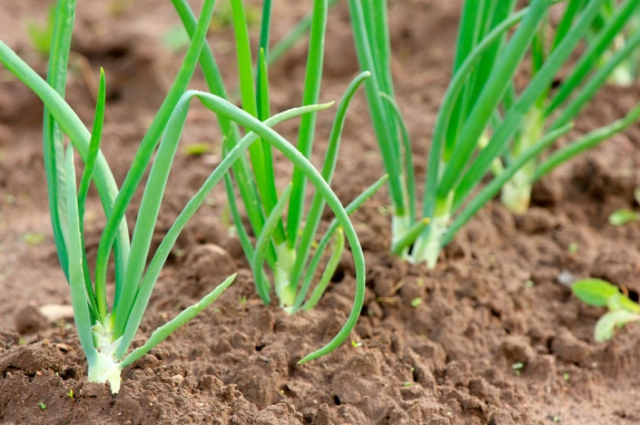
[297,353,314,365]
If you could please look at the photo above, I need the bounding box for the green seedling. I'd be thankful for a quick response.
[568,242,579,254]
[23,232,45,246]
[1,0,366,391]
[512,362,525,376]
[572,278,640,341]
[27,4,56,56]
[609,208,640,226]
[182,142,212,156]
[349,0,640,268]
[38,403,46,410]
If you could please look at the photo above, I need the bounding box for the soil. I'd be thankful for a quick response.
[2,1,640,424]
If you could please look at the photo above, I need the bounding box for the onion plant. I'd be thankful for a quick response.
[0,0,369,391]
[171,0,383,317]
[349,0,640,268]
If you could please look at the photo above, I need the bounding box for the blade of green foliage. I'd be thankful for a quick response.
[446,0,492,158]
[102,0,215,330]
[96,0,216,326]
[552,0,587,49]
[76,68,106,318]
[293,174,388,311]
[77,69,106,228]
[169,0,269,264]
[594,310,640,342]
[43,0,77,281]
[551,26,640,130]
[287,0,329,248]
[380,93,415,225]
[535,101,640,180]
[269,0,341,65]
[120,274,235,368]
[572,278,619,307]
[253,185,292,304]
[113,101,191,337]
[466,0,518,122]
[230,0,281,246]
[347,0,405,217]
[303,227,344,311]
[287,71,369,300]
[255,47,282,244]
[63,146,99,367]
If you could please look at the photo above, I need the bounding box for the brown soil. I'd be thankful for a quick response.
[2,1,640,424]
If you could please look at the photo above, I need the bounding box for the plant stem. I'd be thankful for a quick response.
[413,193,453,268]
[501,107,544,213]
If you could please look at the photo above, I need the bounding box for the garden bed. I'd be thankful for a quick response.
[1,0,640,424]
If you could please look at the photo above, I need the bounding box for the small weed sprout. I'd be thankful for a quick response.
[572,278,640,341]
[609,208,640,226]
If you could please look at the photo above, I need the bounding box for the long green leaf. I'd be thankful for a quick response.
[287,71,369,300]
[551,24,640,129]
[347,0,405,217]
[293,174,388,312]
[108,0,216,332]
[119,274,235,367]
[229,0,280,242]
[252,185,292,304]
[535,101,640,180]
[76,68,106,318]
[63,146,99,368]
[303,227,344,311]
[286,0,329,248]
[169,0,269,264]
[43,0,78,281]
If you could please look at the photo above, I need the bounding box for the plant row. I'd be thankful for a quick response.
[0,0,638,391]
